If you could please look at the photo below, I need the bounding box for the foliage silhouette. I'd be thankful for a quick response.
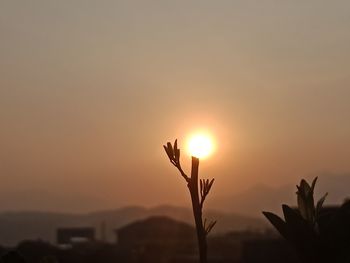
[263,177,350,263]
[164,140,216,263]
[0,251,26,263]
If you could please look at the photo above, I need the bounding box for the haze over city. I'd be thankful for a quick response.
[1,1,350,213]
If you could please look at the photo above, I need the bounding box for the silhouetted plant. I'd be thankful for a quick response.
[164,140,216,263]
[263,177,350,263]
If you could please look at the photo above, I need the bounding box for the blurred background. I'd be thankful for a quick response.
[0,1,349,262]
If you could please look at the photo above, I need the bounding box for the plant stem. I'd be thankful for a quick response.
[189,156,207,263]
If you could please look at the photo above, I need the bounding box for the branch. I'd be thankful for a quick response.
[177,164,190,182]
[203,218,217,236]
[163,139,190,182]
[200,178,215,208]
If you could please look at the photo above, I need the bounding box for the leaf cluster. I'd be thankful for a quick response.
[263,177,350,263]
[163,139,189,182]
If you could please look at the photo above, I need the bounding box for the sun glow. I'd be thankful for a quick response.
[187,133,215,159]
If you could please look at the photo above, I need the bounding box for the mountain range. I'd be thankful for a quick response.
[0,205,265,246]
[0,174,348,246]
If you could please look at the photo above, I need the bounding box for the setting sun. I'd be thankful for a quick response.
[187,133,215,159]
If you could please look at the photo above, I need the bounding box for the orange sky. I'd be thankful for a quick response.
[1,1,350,212]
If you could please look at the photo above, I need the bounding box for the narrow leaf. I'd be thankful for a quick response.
[174,139,178,151]
[300,179,311,196]
[207,178,215,192]
[311,177,318,193]
[282,204,304,226]
[167,142,173,158]
[316,192,328,217]
[262,211,289,240]
[282,204,314,243]
[175,149,180,162]
[206,220,217,234]
[305,188,315,223]
[163,145,172,160]
[297,187,308,220]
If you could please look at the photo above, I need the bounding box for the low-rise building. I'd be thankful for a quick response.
[56,227,95,246]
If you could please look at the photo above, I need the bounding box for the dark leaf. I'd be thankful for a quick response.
[167,142,174,158]
[297,188,308,220]
[283,204,304,226]
[311,177,318,193]
[175,149,180,162]
[163,145,172,160]
[262,211,289,240]
[206,220,217,234]
[174,139,178,151]
[297,179,315,222]
[207,178,215,192]
[282,204,316,245]
[305,189,315,222]
[300,179,311,194]
[316,192,328,217]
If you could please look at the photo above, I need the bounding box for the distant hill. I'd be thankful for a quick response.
[0,205,265,246]
[0,174,347,246]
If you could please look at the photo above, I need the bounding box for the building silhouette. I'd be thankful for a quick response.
[56,227,95,246]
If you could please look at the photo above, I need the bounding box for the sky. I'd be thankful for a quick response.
[1,1,350,212]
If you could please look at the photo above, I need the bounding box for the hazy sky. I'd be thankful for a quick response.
[1,1,350,212]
